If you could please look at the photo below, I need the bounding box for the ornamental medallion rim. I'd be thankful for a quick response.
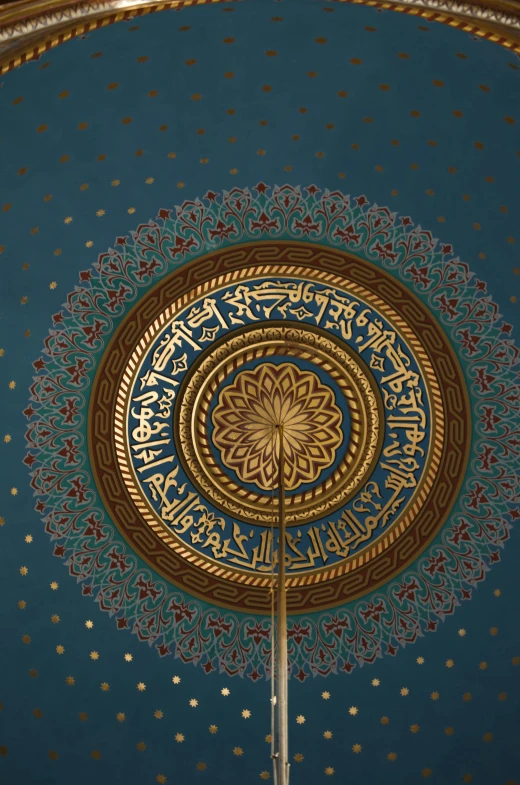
[88,239,471,615]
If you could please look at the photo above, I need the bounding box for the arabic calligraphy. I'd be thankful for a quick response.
[117,274,433,576]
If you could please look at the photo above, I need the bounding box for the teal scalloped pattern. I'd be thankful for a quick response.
[24,184,519,681]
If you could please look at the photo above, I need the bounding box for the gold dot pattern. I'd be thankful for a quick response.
[0,2,518,783]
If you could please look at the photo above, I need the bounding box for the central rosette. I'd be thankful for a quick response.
[211,363,343,491]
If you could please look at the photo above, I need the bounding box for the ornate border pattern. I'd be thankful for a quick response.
[25,185,519,679]
[176,322,381,525]
[2,0,520,74]
[93,247,460,613]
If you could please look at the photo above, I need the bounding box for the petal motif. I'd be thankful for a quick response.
[212,363,343,491]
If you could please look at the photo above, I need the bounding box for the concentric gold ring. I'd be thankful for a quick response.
[90,241,470,614]
[176,323,382,525]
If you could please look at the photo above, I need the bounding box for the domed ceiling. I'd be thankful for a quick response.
[0,1,519,784]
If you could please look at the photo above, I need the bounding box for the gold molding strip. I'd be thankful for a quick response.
[0,0,520,75]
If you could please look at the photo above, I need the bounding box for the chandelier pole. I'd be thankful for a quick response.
[276,424,290,785]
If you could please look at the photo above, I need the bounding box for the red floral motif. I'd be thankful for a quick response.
[24,185,518,679]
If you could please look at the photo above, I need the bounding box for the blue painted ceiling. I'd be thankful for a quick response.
[0,1,519,784]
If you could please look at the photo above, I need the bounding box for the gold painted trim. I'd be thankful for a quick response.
[113,263,443,589]
[88,239,471,613]
[1,0,520,76]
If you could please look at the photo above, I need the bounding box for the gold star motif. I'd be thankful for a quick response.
[490,627,499,636]
[116,712,125,722]
[8,381,16,389]
[446,659,454,668]
[167,152,176,159]
[85,240,94,248]
[325,768,335,776]
[445,727,455,736]
[410,724,420,733]
[127,207,136,214]
[124,653,133,662]
[25,534,33,543]
[137,683,146,692]
[100,682,110,691]
[111,180,120,187]
[50,582,58,590]
[494,589,501,597]
[348,706,358,716]
[233,747,243,756]
[381,716,390,725]
[22,634,31,644]
[56,645,65,654]
[322,691,331,700]
[4,434,11,443]
[96,209,105,217]
[65,676,75,686]
[156,775,167,784]
[242,709,251,719]
[323,731,333,739]
[512,656,520,665]
[64,216,73,224]
[80,183,89,191]
[388,752,397,761]
[136,742,146,751]
[19,566,28,575]
[154,710,163,719]
[458,628,467,637]
[18,600,26,609]
[230,169,238,175]
[172,675,180,684]
[51,614,60,624]
[259,773,270,781]
[372,678,380,687]
[221,688,230,696]
[431,692,440,701]
[400,687,409,696]
[175,732,185,743]
[296,715,305,724]
[0,516,5,526]
[422,769,433,779]
[177,182,185,189]
[352,743,362,753]
[416,656,425,664]
[189,698,198,707]
[49,282,57,290]
[209,725,218,734]
[90,651,99,661]
[145,177,155,185]
[11,488,18,496]
[85,620,93,629]
[196,763,206,771]
[21,296,28,305]
[462,692,472,702]
[294,753,304,762]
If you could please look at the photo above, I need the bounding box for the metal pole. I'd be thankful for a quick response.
[276,425,290,785]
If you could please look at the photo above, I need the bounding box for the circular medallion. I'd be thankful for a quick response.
[176,322,382,525]
[29,184,514,673]
[212,361,344,493]
[91,241,469,614]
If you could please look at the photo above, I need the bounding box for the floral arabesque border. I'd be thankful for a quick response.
[25,184,519,680]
